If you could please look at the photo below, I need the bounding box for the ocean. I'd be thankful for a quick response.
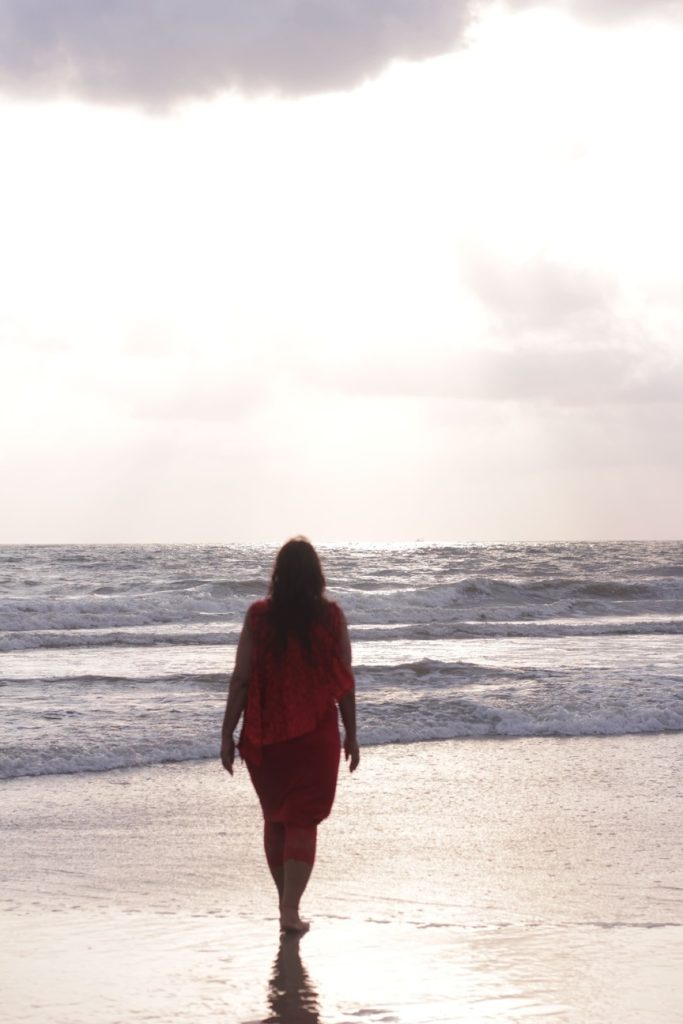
[1,541,682,780]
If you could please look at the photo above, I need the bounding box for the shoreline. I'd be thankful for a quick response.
[3,734,683,1022]
[4,726,683,786]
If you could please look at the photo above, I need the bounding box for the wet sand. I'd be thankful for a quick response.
[2,735,683,1023]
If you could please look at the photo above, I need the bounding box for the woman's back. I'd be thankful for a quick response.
[240,597,353,760]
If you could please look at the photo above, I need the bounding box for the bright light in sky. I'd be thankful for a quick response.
[1,2,682,542]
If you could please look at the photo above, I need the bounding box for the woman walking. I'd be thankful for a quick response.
[221,538,359,933]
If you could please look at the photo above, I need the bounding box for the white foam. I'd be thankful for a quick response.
[2,541,683,779]
[2,638,682,779]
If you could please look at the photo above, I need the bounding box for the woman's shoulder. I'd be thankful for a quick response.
[320,598,346,628]
[247,598,271,620]
[244,600,271,643]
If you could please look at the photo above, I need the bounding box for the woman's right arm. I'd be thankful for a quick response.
[221,612,253,775]
[337,608,360,773]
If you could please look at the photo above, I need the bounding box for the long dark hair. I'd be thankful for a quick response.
[268,537,326,655]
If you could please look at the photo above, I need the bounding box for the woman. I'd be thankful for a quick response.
[221,538,360,933]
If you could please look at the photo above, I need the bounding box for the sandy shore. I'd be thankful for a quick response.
[2,734,683,1023]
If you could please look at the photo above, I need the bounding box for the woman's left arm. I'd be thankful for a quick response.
[336,607,360,772]
[220,613,253,775]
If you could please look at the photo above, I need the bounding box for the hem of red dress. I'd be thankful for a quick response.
[239,705,338,767]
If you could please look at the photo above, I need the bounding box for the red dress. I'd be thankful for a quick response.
[239,599,354,827]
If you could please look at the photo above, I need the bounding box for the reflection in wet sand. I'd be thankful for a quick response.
[265,934,320,1024]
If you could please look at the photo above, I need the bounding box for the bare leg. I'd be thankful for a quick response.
[281,860,313,933]
[280,825,317,933]
[263,821,285,906]
[268,864,285,906]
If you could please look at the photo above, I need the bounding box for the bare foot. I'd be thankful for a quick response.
[280,907,310,934]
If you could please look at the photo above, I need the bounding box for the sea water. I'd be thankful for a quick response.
[1,542,682,779]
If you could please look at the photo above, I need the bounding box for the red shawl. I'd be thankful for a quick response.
[238,598,354,765]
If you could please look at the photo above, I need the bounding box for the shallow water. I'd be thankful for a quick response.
[2,736,682,1023]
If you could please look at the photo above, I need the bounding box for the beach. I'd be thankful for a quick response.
[3,541,683,1021]
[3,734,682,1023]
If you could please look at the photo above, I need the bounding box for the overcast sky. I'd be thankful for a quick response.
[2,0,682,543]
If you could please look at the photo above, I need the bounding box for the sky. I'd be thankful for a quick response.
[1,0,682,544]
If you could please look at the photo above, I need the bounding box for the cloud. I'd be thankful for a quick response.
[508,0,683,23]
[1,0,681,109]
[297,249,683,408]
[462,253,615,336]
[0,0,474,107]
[475,346,683,406]
[304,343,683,407]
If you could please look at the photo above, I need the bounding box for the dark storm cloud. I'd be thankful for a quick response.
[0,0,474,106]
[1,0,681,108]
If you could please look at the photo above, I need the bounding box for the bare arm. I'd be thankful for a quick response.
[220,613,253,775]
[337,608,360,772]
